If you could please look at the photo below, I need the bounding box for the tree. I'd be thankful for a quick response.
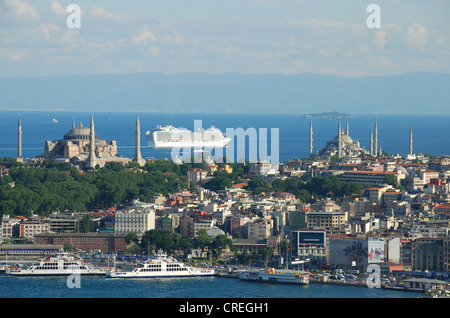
[63,242,73,252]
[195,229,211,255]
[79,214,92,233]
[125,232,139,244]
[246,177,271,195]
[203,176,232,191]
[339,182,362,197]
[210,234,233,258]
[179,238,194,257]
[384,175,397,186]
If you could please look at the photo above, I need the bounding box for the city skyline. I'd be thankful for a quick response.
[0,0,449,78]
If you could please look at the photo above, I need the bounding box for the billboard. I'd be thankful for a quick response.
[298,231,326,247]
[368,240,385,263]
[329,239,368,266]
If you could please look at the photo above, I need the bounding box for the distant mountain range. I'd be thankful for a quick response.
[0,71,449,114]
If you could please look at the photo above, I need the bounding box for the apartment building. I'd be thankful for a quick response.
[114,208,155,237]
[306,211,347,231]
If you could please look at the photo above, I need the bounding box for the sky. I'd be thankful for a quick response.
[0,0,449,78]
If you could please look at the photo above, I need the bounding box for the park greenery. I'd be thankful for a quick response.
[138,228,233,259]
[127,228,273,264]
[0,157,364,218]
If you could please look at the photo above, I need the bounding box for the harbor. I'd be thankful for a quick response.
[1,251,446,296]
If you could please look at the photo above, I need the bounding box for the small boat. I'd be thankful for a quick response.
[239,268,310,285]
[5,252,107,276]
[106,250,214,278]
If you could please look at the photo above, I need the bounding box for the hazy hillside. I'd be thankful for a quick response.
[0,72,448,114]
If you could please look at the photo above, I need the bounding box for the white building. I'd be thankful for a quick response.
[1,216,21,239]
[114,208,155,237]
[247,218,272,240]
[248,161,279,176]
[20,220,50,240]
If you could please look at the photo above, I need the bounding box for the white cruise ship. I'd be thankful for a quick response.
[5,252,108,276]
[239,268,310,285]
[145,125,231,148]
[106,251,215,278]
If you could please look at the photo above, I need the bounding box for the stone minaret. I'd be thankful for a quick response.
[369,124,373,156]
[338,119,342,158]
[87,114,97,169]
[374,118,378,157]
[346,117,349,135]
[17,113,23,162]
[133,115,146,166]
[409,125,413,156]
[309,119,313,157]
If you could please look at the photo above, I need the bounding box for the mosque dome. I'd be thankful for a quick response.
[394,166,408,174]
[64,123,99,140]
[206,226,226,238]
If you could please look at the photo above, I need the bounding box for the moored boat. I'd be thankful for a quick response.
[5,252,108,276]
[106,251,215,278]
[239,268,310,285]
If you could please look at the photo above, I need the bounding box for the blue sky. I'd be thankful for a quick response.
[0,0,449,77]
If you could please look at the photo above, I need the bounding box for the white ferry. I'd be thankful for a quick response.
[145,125,231,148]
[239,268,310,285]
[106,251,215,278]
[5,252,108,276]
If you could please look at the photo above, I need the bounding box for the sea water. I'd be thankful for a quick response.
[0,275,420,298]
[1,111,450,162]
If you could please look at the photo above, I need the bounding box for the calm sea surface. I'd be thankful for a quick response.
[0,275,420,298]
[1,111,450,162]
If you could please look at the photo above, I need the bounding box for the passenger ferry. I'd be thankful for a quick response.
[5,252,108,276]
[106,251,215,278]
[239,268,310,285]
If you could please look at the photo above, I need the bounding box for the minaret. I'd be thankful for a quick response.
[409,125,413,156]
[309,119,313,157]
[338,119,342,158]
[133,115,146,166]
[374,118,378,157]
[17,113,23,162]
[346,117,349,135]
[369,124,373,156]
[87,114,97,169]
[72,115,76,129]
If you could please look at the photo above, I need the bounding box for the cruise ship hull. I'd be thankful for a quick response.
[145,125,231,148]
[148,140,230,149]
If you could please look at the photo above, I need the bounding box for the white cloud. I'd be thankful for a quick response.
[91,6,131,22]
[50,0,65,17]
[148,47,160,57]
[131,25,157,45]
[0,47,31,61]
[38,23,61,41]
[160,31,184,46]
[404,23,428,50]
[2,0,40,21]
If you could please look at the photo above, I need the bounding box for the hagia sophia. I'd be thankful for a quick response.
[16,114,146,170]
